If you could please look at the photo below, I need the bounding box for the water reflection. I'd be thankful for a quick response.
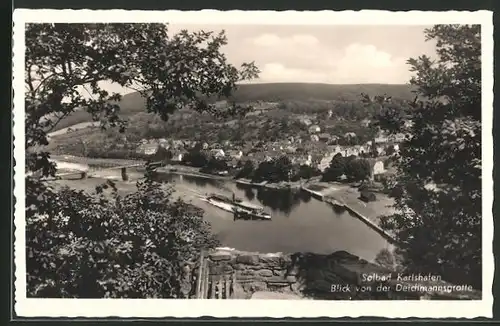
[154,172,228,191]
[299,190,312,203]
[148,172,391,260]
[235,182,306,216]
[331,203,347,215]
[243,187,255,201]
[255,188,303,216]
[181,175,224,189]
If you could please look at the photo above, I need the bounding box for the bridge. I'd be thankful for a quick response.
[54,161,164,181]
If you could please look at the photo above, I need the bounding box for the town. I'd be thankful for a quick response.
[49,98,410,192]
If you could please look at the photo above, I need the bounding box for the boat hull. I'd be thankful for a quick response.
[201,197,271,220]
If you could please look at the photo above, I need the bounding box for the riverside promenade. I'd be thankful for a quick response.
[301,182,397,244]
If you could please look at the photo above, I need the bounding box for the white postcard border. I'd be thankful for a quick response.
[12,9,494,318]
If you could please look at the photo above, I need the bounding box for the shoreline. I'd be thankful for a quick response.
[52,155,310,190]
[51,155,397,244]
[301,184,398,245]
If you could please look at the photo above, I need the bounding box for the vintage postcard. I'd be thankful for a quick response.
[13,9,493,319]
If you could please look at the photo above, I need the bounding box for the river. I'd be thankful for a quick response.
[53,167,392,262]
[156,173,392,262]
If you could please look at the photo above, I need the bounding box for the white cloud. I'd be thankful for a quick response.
[256,63,332,84]
[248,33,412,84]
[252,33,282,47]
[252,33,319,48]
[330,43,411,84]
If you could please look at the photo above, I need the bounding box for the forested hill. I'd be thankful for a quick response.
[51,83,415,131]
[229,83,415,102]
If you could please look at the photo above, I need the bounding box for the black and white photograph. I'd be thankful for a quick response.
[13,9,493,318]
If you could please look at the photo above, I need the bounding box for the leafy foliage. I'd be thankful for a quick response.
[27,180,219,298]
[252,156,294,183]
[200,157,229,174]
[322,153,346,182]
[322,154,371,182]
[373,25,482,289]
[182,148,210,168]
[344,158,371,182]
[25,23,258,298]
[235,160,255,179]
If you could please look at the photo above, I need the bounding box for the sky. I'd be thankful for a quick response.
[103,24,436,95]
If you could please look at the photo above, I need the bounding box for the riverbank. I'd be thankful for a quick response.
[52,154,322,190]
[49,167,394,261]
[156,166,232,181]
[235,178,308,190]
[50,155,397,245]
[301,182,397,244]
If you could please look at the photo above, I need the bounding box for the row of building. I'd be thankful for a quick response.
[134,136,397,179]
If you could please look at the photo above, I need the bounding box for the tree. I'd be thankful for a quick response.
[202,157,228,173]
[373,25,481,289]
[274,156,294,182]
[252,156,293,183]
[385,144,395,156]
[235,160,254,179]
[322,153,345,182]
[296,164,321,180]
[344,158,371,182]
[152,146,173,162]
[25,23,258,298]
[27,180,219,298]
[182,148,209,168]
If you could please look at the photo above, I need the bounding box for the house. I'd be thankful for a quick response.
[158,138,169,148]
[171,150,184,162]
[367,159,385,180]
[332,145,343,156]
[404,120,414,128]
[318,151,338,172]
[310,134,319,142]
[374,136,388,144]
[210,149,225,159]
[295,154,312,166]
[394,133,406,142]
[202,142,209,150]
[136,143,158,156]
[327,110,333,118]
[228,150,243,160]
[227,158,240,168]
[300,118,313,126]
[344,147,360,157]
[356,145,367,155]
[328,135,340,144]
[172,140,184,148]
[344,132,357,139]
[318,133,331,142]
[308,125,321,134]
[376,146,385,156]
[361,119,371,127]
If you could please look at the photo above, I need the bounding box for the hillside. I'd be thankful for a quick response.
[50,83,415,131]
[230,83,415,102]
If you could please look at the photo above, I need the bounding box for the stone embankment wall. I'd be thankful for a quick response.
[193,248,481,300]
